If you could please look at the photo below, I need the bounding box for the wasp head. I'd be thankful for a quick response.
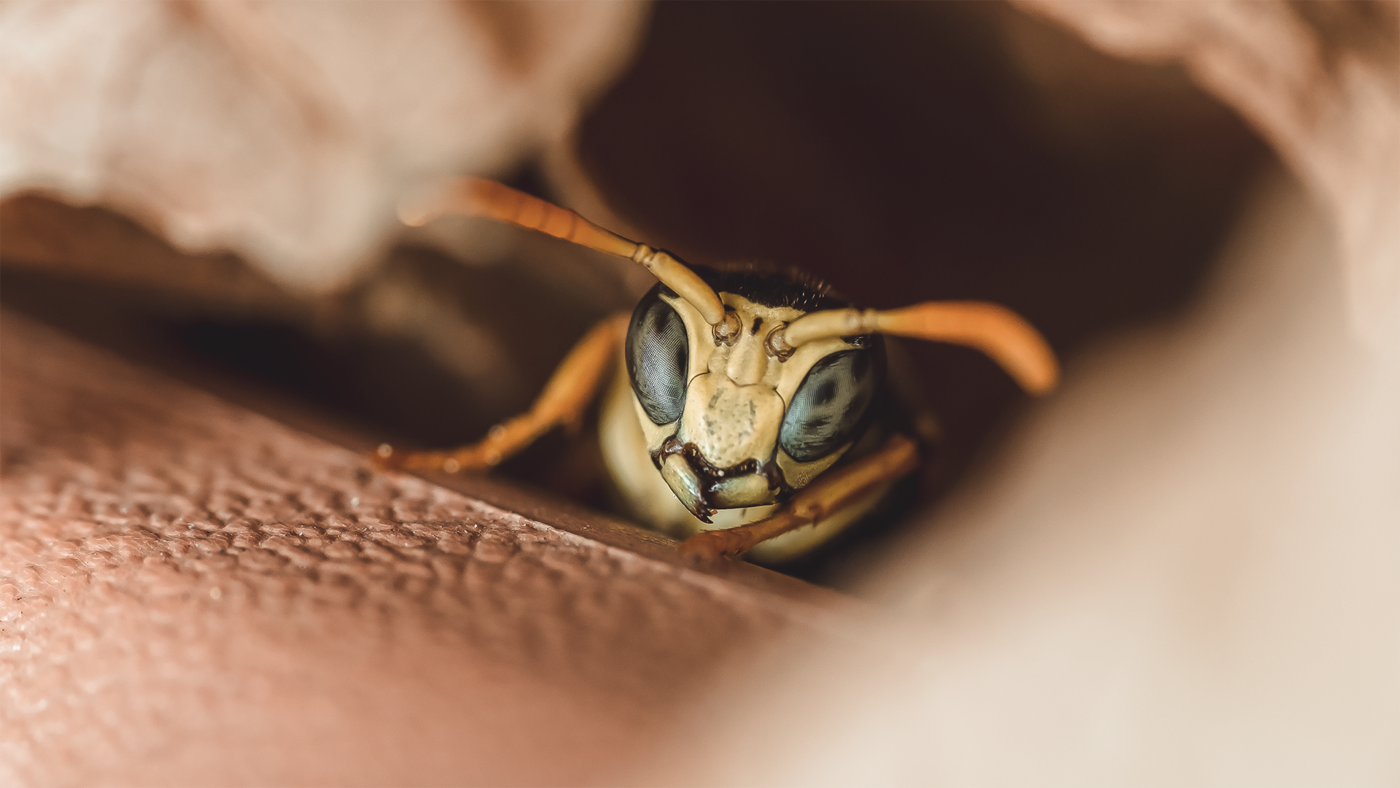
[624,270,884,522]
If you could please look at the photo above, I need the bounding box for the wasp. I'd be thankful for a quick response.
[375,178,1058,563]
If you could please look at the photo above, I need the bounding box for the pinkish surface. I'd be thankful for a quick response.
[0,310,848,786]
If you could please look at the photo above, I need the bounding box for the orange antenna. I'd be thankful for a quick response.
[772,301,1059,395]
[400,177,740,340]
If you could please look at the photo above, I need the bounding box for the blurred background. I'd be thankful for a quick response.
[2,1,1396,783]
[2,1,1272,583]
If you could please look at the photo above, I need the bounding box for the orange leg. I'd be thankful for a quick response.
[680,434,920,559]
[375,313,629,473]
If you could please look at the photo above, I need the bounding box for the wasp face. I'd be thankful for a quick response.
[625,277,883,522]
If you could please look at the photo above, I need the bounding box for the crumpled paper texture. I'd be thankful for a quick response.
[0,0,645,290]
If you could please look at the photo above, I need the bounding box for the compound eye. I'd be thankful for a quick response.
[625,288,690,425]
[779,350,878,462]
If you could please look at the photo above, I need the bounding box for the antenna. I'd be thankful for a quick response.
[399,177,741,342]
[770,301,1059,395]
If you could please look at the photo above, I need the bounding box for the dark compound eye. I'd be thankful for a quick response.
[779,350,879,463]
[625,287,690,425]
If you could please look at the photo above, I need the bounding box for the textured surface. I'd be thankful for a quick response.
[0,309,847,786]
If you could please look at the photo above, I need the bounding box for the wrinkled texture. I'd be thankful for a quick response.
[0,0,646,290]
[0,311,847,786]
[1014,0,1400,352]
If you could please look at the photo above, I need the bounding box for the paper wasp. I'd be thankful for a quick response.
[375,178,1057,562]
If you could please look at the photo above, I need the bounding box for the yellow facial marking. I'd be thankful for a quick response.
[634,291,870,512]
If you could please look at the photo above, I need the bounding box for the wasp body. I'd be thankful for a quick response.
[379,178,1057,561]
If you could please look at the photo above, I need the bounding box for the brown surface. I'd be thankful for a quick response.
[0,196,295,318]
[0,309,850,786]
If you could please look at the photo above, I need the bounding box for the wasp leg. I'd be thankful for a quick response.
[374,312,629,473]
[679,434,920,560]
